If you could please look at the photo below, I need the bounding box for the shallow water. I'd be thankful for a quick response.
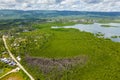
[52,23,120,42]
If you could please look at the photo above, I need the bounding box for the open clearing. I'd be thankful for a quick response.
[1,72,24,80]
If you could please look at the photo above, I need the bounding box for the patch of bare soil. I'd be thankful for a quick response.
[25,55,88,74]
[2,73,24,80]
[7,77,21,80]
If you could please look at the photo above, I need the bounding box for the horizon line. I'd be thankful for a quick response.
[0,9,120,13]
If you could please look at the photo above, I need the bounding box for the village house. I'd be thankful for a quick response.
[0,58,16,66]
[16,56,21,61]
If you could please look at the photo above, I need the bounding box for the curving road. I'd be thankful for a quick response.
[2,35,35,80]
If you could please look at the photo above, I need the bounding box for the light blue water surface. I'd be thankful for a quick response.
[52,23,120,42]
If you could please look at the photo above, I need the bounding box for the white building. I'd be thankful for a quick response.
[16,56,21,61]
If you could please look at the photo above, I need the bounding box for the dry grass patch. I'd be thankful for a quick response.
[1,72,24,80]
[25,55,88,74]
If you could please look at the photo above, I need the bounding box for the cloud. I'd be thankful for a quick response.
[56,0,64,3]
[83,0,103,4]
[0,0,120,12]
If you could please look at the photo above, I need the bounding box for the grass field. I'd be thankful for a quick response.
[7,22,120,80]
[1,72,24,80]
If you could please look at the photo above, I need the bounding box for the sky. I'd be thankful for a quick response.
[0,0,120,12]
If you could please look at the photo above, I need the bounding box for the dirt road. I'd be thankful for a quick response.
[2,35,35,80]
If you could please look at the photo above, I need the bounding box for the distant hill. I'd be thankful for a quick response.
[0,10,120,20]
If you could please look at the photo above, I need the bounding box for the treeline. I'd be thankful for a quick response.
[0,19,47,30]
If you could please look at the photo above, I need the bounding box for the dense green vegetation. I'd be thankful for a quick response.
[0,13,120,80]
[0,9,120,80]
[5,21,120,80]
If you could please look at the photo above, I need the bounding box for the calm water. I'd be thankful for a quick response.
[52,23,120,42]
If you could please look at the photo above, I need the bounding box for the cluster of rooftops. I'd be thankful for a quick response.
[0,58,16,66]
[0,52,21,66]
